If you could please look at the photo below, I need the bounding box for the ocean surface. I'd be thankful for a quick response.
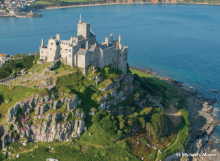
[0,4,220,140]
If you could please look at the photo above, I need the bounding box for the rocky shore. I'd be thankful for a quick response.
[184,93,220,160]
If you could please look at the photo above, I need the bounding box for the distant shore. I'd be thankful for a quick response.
[37,2,220,11]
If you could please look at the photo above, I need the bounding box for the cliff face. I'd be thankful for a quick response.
[1,94,86,148]
[98,74,133,111]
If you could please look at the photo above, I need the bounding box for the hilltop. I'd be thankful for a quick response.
[0,53,194,161]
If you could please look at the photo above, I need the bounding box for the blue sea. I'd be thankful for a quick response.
[0,4,220,141]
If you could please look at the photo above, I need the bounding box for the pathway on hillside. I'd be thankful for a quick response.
[165,104,181,127]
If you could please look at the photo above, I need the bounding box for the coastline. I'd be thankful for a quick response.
[36,2,220,11]
[2,2,220,17]
[130,66,220,160]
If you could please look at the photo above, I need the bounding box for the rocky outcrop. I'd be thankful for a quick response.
[98,74,133,111]
[1,93,86,147]
[185,97,218,141]
[184,94,220,161]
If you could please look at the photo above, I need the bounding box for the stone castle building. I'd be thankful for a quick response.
[40,18,128,75]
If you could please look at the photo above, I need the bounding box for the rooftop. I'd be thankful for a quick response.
[76,49,88,55]
[99,43,113,50]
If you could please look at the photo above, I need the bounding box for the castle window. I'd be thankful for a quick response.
[69,55,71,57]
[79,56,82,58]
[65,49,68,51]
[41,51,43,53]
[50,48,52,50]
[51,43,53,45]
[69,49,71,52]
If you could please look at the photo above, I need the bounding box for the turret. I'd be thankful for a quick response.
[119,34,122,49]
[56,34,60,41]
[105,37,109,45]
[41,39,45,48]
[110,33,113,43]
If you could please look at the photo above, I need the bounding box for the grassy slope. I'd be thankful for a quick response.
[130,68,176,107]
[4,140,140,161]
[33,1,57,5]
[79,122,117,146]
[36,62,51,74]
[130,69,190,161]
[130,69,174,91]
[0,86,35,115]
[0,85,50,124]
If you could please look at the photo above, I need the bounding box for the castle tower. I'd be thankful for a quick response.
[77,15,90,39]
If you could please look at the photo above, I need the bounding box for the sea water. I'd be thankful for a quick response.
[0,4,220,140]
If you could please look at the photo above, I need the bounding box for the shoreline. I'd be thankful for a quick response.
[130,66,219,99]
[36,2,220,11]
[2,2,220,18]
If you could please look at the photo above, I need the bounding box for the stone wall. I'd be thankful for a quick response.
[0,76,14,87]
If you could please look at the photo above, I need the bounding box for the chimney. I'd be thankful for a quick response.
[56,34,60,41]
[105,37,109,44]
[41,39,45,48]
[86,41,89,49]
[110,33,113,42]
[71,37,73,44]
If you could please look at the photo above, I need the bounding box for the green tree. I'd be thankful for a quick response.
[100,116,117,135]
[150,110,174,138]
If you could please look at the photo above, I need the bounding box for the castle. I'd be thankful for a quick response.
[40,17,128,75]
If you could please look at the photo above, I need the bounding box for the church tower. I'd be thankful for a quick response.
[77,14,90,39]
